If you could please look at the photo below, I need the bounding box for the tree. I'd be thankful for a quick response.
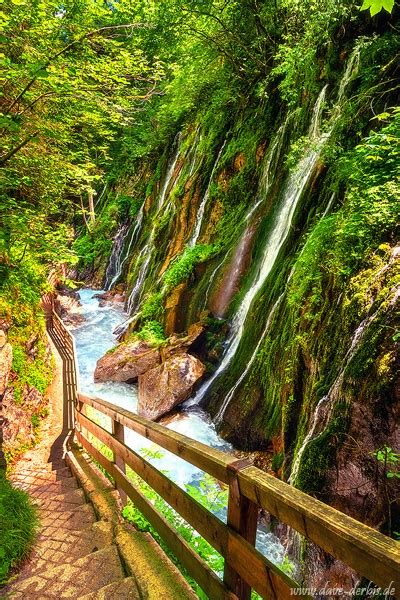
[0,0,163,273]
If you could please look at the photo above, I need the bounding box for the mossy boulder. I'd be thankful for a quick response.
[94,340,161,383]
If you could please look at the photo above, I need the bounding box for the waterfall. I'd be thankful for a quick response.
[210,119,290,319]
[104,222,130,290]
[246,117,290,224]
[214,293,285,422]
[290,313,378,484]
[104,204,145,291]
[202,259,225,310]
[290,253,399,484]
[125,133,182,315]
[189,128,201,177]
[188,140,226,247]
[192,49,360,418]
[191,86,329,407]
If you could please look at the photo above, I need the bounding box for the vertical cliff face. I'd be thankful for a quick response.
[76,7,399,545]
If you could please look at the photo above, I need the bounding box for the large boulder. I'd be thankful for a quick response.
[160,322,204,361]
[94,340,161,383]
[138,353,205,420]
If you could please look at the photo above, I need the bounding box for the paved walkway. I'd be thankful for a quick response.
[2,335,197,600]
[3,337,139,599]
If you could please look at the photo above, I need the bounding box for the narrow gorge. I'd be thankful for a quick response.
[1,0,399,595]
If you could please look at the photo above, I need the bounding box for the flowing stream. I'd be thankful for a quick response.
[72,288,288,567]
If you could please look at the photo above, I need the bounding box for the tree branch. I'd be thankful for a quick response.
[0,131,39,166]
[6,22,150,114]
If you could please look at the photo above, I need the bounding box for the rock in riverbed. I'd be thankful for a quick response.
[94,340,161,383]
[137,353,205,420]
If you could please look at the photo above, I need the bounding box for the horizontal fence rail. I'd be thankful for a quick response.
[42,278,79,429]
[76,393,400,599]
[44,300,400,600]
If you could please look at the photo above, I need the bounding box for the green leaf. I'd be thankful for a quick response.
[381,0,395,12]
[360,0,395,15]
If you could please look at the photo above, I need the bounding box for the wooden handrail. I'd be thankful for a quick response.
[75,408,305,599]
[77,392,400,596]
[45,303,400,599]
[78,393,237,483]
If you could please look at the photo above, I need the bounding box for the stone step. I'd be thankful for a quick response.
[38,488,86,511]
[6,545,125,599]
[12,466,72,483]
[13,476,79,499]
[15,521,114,582]
[78,577,140,600]
[117,529,197,599]
[39,504,96,532]
[12,459,67,472]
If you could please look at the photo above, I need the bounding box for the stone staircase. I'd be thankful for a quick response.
[2,335,197,600]
[3,443,196,599]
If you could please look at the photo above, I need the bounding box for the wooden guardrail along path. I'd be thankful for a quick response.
[47,305,400,600]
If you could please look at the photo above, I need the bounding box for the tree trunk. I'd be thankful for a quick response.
[88,189,95,224]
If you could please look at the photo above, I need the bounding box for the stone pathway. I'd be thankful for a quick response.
[2,336,197,599]
[2,337,138,599]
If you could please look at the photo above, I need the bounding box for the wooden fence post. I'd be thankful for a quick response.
[112,419,127,505]
[224,459,259,600]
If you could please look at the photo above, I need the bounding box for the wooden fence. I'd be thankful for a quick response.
[47,305,400,600]
[43,286,79,430]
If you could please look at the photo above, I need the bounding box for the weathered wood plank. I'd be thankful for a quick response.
[112,418,127,504]
[78,393,236,483]
[75,429,235,600]
[224,460,259,600]
[238,466,400,591]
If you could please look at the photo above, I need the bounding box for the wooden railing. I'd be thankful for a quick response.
[75,393,400,600]
[43,289,79,430]
[45,303,400,599]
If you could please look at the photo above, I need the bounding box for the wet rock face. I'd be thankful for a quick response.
[54,293,84,326]
[137,353,205,420]
[94,340,161,383]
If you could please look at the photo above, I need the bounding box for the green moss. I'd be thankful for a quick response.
[163,244,215,292]
[141,292,165,320]
[295,402,350,493]
[136,321,166,346]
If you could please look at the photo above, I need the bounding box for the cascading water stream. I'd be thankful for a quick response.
[125,133,183,315]
[72,288,289,567]
[189,128,201,177]
[188,140,226,247]
[192,49,360,418]
[189,85,329,408]
[104,204,145,291]
[104,222,130,290]
[214,293,285,423]
[202,258,225,310]
[290,254,399,484]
